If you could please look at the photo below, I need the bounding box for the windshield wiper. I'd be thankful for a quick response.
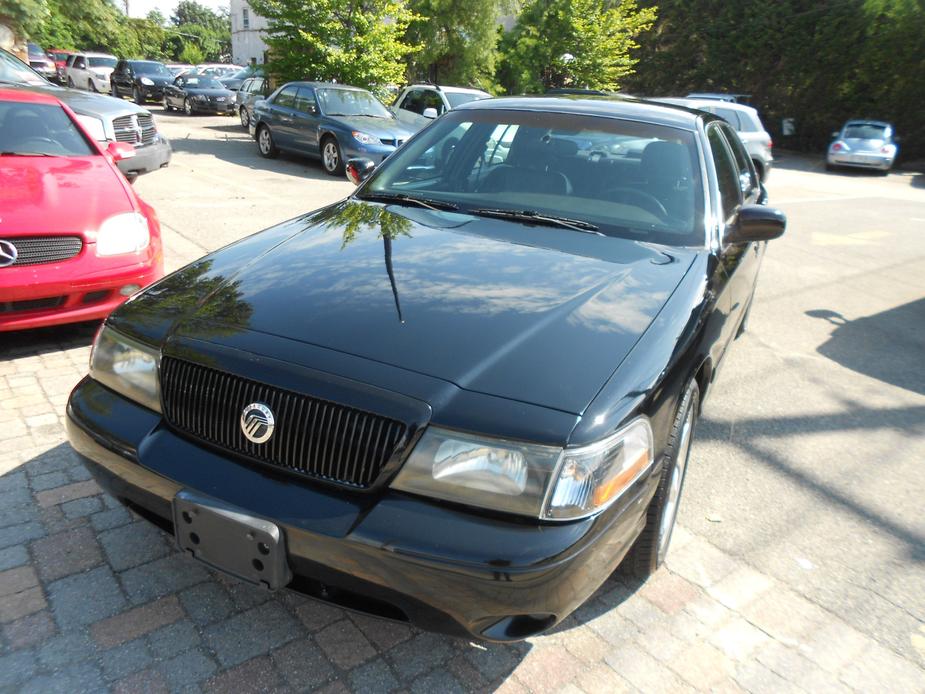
[470,208,603,234]
[1,151,54,157]
[359,192,459,212]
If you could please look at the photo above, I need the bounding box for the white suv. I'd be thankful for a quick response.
[658,98,774,181]
[65,52,117,92]
[391,84,490,131]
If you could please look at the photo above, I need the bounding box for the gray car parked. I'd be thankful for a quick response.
[827,120,897,173]
[236,76,270,129]
[659,98,774,182]
[1,47,171,181]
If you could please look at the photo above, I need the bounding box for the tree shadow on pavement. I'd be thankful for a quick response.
[806,301,925,396]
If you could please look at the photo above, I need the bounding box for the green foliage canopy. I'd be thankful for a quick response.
[499,0,657,93]
[248,0,421,99]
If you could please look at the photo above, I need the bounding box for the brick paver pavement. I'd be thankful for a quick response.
[1,230,924,693]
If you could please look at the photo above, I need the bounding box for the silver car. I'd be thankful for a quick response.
[658,98,773,181]
[827,120,897,173]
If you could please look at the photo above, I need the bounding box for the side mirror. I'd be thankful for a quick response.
[422,107,438,119]
[726,205,786,244]
[346,158,376,186]
[106,141,136,162]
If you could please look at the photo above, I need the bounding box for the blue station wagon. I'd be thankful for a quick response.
[249,81,417,176]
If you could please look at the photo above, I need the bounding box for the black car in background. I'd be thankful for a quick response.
[111,60,174,104]
[67,96,785,642]
[162,74,235,115]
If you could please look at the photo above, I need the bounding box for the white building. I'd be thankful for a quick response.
[230,0,269,66]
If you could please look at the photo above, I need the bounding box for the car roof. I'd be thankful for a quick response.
[283,81,368,92]
[0,87,61,105]
[454,95,705,131]
[844,119,891,127]
[657,97,758,115]
[81,52,116,58]
[406,84,488,95]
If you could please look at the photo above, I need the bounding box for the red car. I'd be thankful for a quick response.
[0,89,163,331]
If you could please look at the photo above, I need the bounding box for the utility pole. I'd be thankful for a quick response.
[123,0,129,16]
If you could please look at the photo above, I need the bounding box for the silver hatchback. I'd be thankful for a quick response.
[827,120,897,173]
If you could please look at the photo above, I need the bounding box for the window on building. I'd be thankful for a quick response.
[243,8,250,29]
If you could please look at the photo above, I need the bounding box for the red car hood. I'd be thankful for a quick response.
[0,156,134,237]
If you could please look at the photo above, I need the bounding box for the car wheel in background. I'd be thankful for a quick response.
[257,125,278,158]
[183,98,193,116]
[67,76,75,88]
[111,84,119,98]
[622,379,700,579]
[162,95,171,112]
[321,136,344,176]
[239,107,249,128]
[89,80,97,93]
[133,87,144,105]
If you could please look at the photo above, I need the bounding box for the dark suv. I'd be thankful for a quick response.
[111,60,175,104]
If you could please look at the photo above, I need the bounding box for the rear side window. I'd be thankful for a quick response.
[274,86,298,108]
[708,125,742,222]
[713,107,742,130]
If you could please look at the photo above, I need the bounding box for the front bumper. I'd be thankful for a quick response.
[190,100,235,114]
[0,256,162,332]
[116,135,172,178]
[343,141,399,165]
[139,85,165,101]
[66,378,658,641]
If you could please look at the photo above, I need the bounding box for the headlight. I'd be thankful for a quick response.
[93,71,107,79]
[75,114,107,141]
[391,418,654,520]
[140,77,154,86]
[89,325,161,412]
[545,418,653,520]
[352,131,379,145]
[96,213,150,256]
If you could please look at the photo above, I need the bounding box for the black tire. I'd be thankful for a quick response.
[162,95,172,112]
[183,98,193,116]
[133,87,144,105]
[239,106,249,129]
[623,379,700,579]
[825,162,836,172]
[67,77,75,88]
[257,125,278,158]
[88,80,97,93]
[111,83,119,98]
[321,136,344,176]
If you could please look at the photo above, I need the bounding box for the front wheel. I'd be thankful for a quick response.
[257,125,278,158]
[183,98,193,116]
[133,87,144,105]
[111,83,119,98]
[239,106,249,129]
[623,379,700,578]
[88,80,97,93]
[321,137,344,176]
[162,95,172,112]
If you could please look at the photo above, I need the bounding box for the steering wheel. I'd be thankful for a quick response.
[17,137,65,155]
[606,187,669,220]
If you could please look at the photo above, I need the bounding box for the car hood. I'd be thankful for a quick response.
[327,115,416,140]
[172,200,696,414]
[3,83,150,119]
[186,88,234,97]
[0,156,132,235]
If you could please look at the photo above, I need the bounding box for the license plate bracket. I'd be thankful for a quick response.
[172,490,292,590]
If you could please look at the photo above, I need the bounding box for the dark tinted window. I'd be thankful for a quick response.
[0,101,95,156]
[708,125,741,221]
[274,86,298,108]
[844,123,888,139]
[714,107,742,130]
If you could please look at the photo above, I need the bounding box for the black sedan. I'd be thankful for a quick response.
[162,74,235,115]
[110,60,174,104]
[66,96,785,642]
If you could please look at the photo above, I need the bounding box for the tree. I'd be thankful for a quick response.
[404,0,511,90]
[1,0,48,34]
[146,9,166,26]
[248,0,420,99]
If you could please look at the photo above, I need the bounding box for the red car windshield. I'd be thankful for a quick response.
[0,101,95,156]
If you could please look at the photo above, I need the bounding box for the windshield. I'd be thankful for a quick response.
[362,109,705,247]
[0,101,95,156]
[131,61,171,76]
[0,49,49,86]
[317,88,391,118]
[88,57,117,69]
[52,52,70,62]
[843,123,888,140]
[446,92,488,108]
[183,76,223,89]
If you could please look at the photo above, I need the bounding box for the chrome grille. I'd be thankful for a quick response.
[112,113,157,146]
[1,236,82,266]
[160,357,408,488]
